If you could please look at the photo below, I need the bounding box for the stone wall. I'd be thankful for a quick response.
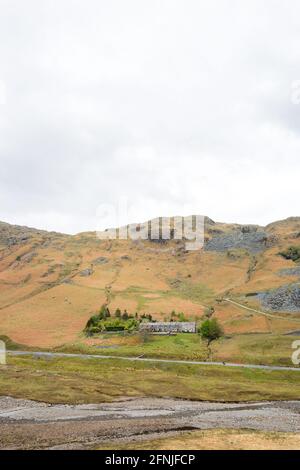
[139,322,196,333]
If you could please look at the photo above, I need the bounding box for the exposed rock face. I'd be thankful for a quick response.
[92,257,108,265]
[62,278,74,285]
[0,222,32,246]
[258,284,300,312]
[278,267,300,278]
[205,229,271,254]
[240,225,260,234]
[79,268,93,277]
[0,221,66,247]
[19,252,37,263]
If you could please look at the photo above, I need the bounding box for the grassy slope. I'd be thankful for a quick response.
[1,217,300,348]
[1,355,300,404]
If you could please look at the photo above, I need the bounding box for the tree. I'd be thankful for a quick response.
[198,318,223,361]
[114,308,121,318]
[122,310,129,320]
[198,319,223,345]
[178,312,187,322]
[140,313,153,322]
[99,305,110,320]
[85,314,100,330]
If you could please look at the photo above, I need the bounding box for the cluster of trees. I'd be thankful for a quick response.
[111,307,136,321]
[85,306,136,334]
[85,305,224,345]
[169,310,189,322]
[85,306,155,335]
[140,313,154,322]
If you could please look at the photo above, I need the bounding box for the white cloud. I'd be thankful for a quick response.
[0,0,300,233]
[0,80,6,105]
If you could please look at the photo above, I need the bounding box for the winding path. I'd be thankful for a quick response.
[224,297,300,323]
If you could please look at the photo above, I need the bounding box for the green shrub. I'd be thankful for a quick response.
[124,318,139,331]
[85,314,101,330]
[204,306,215,318]
[169,311,188,322]
[84,309,139,335]
[279,246,300,262]
[88,325,103,334]
[178,312,188,322]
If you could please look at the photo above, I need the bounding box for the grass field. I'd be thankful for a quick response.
[1,354,300,404]
[98,429,300,450]
[54,332,299,367]
[2,330,298,367]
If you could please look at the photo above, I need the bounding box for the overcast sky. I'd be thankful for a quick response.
[0,0,300,233]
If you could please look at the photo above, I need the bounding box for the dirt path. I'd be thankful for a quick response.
[1,396,300,449]
[224,298,300,323]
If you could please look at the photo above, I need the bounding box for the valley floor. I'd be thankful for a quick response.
[1,396,300,450]
[1,354,300,449]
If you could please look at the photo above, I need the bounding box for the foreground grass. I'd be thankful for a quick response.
[57,332,299,367]
[57,333,209,360]
[2,331,298,367]
[98,429,300,450]
[213,333,298,366]
[1,355,300,404]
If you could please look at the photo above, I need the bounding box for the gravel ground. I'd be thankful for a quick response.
[1,396,300,449]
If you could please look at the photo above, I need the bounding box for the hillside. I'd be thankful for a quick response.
[1,217,300,347]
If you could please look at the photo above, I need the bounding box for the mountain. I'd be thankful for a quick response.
[1,216,300,347]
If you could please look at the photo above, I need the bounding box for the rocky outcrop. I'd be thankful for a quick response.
[278,267,300,278]
[0,221,66,247]
[258,283,300,312]
[205,228,272,254]
[79,268,93,277]
[92,257,108,265]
